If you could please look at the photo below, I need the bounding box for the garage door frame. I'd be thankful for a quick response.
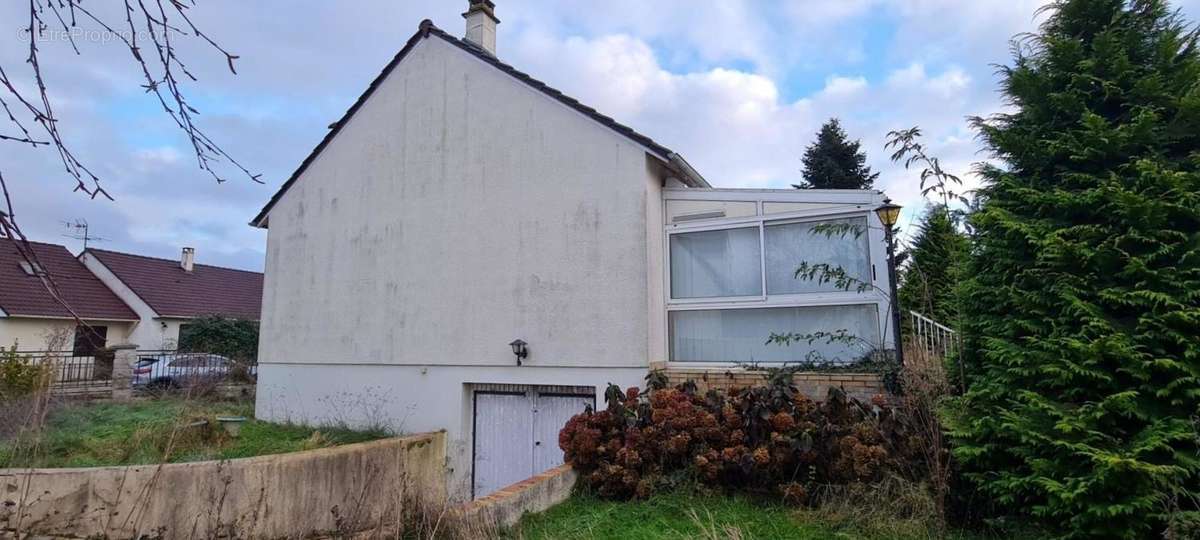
[471,385,595,499]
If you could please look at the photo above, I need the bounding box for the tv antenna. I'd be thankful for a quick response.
[62,219,107,250]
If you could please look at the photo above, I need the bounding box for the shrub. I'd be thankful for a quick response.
[559,373,924,503]
[0,343,53,400]
[178,315,259,362]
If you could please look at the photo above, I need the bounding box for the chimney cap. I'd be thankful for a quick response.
[180,246,195,273]
[463,0,500,23]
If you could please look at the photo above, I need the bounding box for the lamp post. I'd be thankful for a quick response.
[874,198,904,366]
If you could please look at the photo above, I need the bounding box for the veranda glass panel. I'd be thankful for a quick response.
[670,227,762,299]
[669,304,880,363]
[764,217,871,295]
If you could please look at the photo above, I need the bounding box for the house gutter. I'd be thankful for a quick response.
[668,153,711,188]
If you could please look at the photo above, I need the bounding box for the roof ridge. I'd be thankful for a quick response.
[420,22,676,158]
[3,238,70,250]
[85,247,262,275]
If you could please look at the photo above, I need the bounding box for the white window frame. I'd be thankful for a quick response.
[663,189,891,368]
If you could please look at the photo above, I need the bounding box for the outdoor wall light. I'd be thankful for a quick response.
[874,198,903,227]
[509,339,528,366]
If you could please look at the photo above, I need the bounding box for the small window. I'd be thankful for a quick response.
[72,326,108,356]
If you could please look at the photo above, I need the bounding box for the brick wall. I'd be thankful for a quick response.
[662,367,886,402]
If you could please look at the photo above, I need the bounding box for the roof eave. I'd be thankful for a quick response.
[249,20,438,229]
[666,153,711,188]
[0,313,140,323]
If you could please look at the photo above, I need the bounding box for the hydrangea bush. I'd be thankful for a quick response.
[558,372,924,502]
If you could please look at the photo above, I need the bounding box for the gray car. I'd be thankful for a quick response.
[132,353,255,389]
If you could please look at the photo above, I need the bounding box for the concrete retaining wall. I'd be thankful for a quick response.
[458,464,577,527]
[0,432,446,539]
[664,368,886,402]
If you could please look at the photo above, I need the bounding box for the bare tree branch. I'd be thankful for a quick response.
[1,0,256,336]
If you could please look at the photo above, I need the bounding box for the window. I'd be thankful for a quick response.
[664,193,887,365]
[668,217,871,300]
[177,323,196,350]
[72,326,108,357]
[765,217,870,295]
[670,305,880,363]
[670,227,761,299]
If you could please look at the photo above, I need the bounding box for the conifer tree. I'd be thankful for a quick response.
[898,205,967,324]
[794,118,878,189]
[953,1,1200,537]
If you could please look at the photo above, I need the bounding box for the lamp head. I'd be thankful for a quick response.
[874,198,903,228]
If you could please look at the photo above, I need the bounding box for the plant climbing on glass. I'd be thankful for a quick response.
[763,219,902,386]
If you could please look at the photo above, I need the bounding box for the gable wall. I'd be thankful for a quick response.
[258,37,661,370]
[79,253,170,349]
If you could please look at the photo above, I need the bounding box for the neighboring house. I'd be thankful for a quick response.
[79,248,264,351]
[252,2,894,501]
[0,239,138,353]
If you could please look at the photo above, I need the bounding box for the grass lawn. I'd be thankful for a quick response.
[0,398,389,468]
[514,491,1029,540]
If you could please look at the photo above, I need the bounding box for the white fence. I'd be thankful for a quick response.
[908,310,959,360]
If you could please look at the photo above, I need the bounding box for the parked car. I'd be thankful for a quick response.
[132,353,256,389]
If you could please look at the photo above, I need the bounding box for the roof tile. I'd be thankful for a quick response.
[86,249,262,320]
[0,239,137,321]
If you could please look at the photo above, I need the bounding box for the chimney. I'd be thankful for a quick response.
[463,0,499,56]
[180,247,195,273]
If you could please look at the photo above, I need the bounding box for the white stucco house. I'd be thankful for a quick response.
[252,1,895,500]
[79,247,263,351]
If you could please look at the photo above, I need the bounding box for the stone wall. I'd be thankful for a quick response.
[663,368,886,402]
[1,432,446,539]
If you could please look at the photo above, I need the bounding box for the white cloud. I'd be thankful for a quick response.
[503,0,777,70]
[4,0,1198,268]
[507,31,995,220]
[820,75,869,99]
[131,147,182,172]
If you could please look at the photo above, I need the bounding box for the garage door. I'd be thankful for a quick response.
[472,387,593,499]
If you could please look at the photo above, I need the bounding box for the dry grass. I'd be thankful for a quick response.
[330,490,502,540]
[896,340,955,531]
[798,477,945,540]
[686,508,746,540]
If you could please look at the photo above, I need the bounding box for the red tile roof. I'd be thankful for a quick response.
[85,248,263,320]
[0,239,137,321]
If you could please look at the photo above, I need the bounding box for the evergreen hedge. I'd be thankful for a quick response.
[953,1,1200,538]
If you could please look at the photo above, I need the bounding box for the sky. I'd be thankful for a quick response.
[2,0,1197,271]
